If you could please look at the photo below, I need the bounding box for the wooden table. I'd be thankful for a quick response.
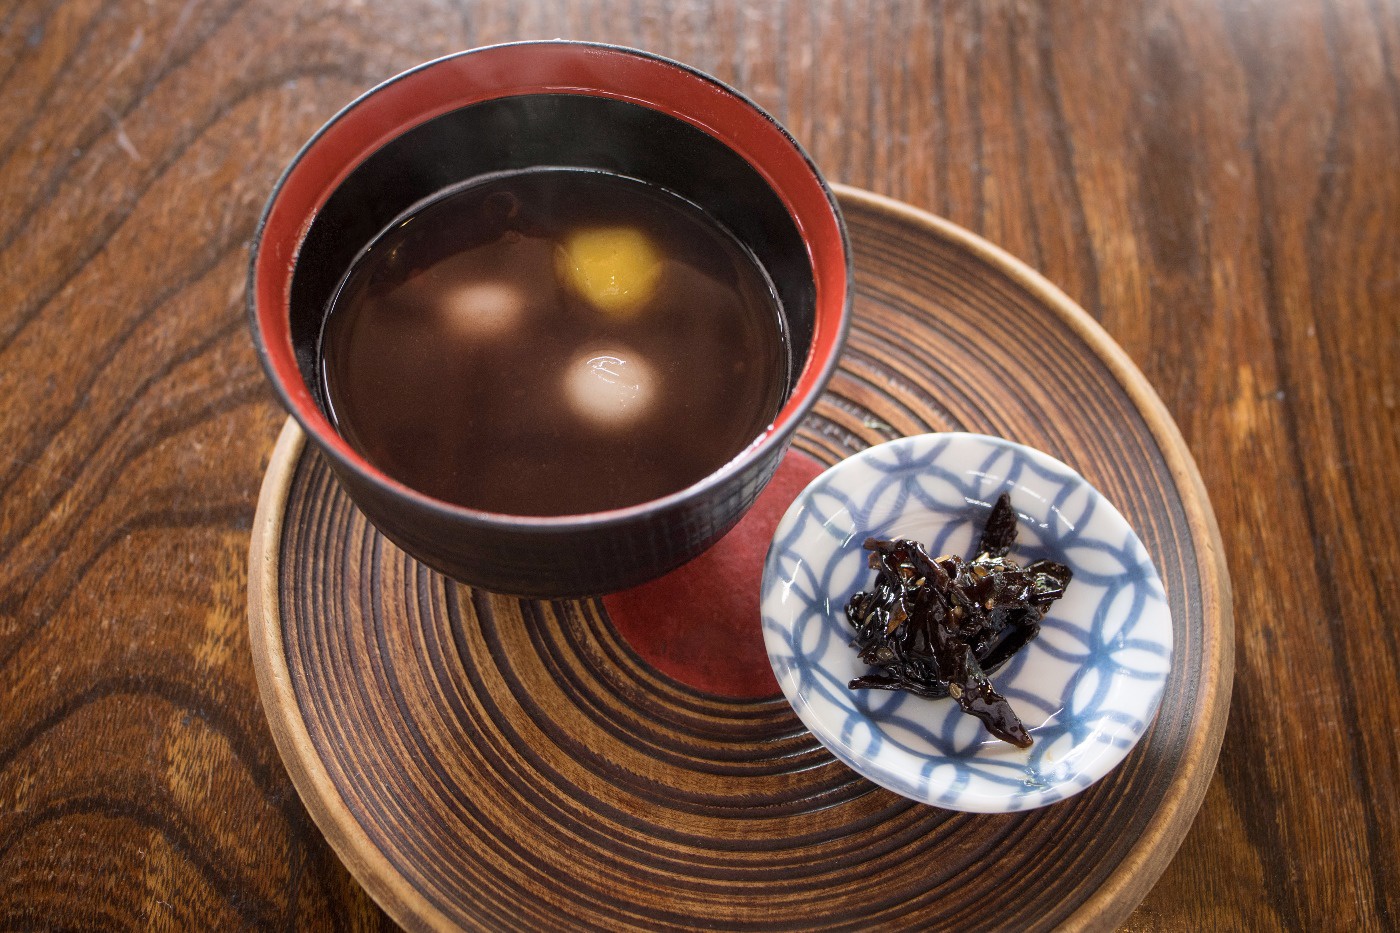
[2,0,1395,928]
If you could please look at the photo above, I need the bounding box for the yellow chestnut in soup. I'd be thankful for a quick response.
[557,226,663,317]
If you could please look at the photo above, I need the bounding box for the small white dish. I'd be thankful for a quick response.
[760,433,1173,812]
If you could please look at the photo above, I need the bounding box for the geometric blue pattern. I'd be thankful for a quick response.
[760,433,1172,812]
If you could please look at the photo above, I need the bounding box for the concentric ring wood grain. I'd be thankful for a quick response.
[248,186,1232,932]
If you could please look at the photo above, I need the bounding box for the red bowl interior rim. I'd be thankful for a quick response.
[249,40,851,527]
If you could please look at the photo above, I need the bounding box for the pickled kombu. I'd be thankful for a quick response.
[845,493,1073,748]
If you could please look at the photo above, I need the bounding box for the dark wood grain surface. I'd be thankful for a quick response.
[1,0,1394,929]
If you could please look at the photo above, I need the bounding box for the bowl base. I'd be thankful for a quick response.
[602,450,825,698]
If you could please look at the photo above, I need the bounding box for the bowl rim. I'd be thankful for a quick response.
[246,40,852,531]
[760,431,1174,811]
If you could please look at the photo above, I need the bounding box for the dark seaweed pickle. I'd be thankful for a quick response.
[844,492,1073,748]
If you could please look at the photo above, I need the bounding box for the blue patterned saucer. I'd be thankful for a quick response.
[760,433,1172,812]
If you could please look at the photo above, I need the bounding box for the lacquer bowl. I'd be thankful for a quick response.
[248,41,850,597]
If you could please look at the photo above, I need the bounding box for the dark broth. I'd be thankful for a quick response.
[319,168,789,516]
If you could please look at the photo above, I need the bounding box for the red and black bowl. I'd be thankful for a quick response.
[248,41,851,598]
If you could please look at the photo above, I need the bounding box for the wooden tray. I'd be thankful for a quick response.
[249,185,1232,931]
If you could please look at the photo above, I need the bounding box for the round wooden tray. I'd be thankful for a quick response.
[249,186,1232,931]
